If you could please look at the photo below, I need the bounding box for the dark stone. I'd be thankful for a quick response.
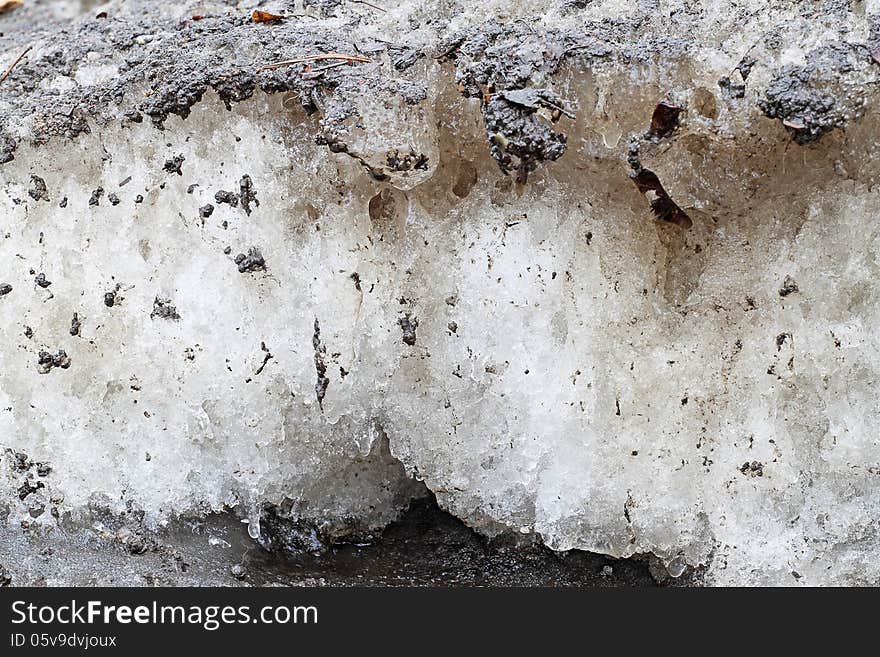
[163,154,185,175]
[150,297,181,321]
[28,175,50,202]
[233,247,266,273]
[398,313,418,346]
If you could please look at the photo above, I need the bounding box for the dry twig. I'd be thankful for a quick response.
[0,44,31,86]
[350,0,386,12]
[307,61,353,74]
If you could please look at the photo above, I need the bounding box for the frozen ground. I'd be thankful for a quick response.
[2,0,880,586]
[1,494,658,586]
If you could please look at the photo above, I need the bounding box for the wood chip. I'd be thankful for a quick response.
[252,10,284,23]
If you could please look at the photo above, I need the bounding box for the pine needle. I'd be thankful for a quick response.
[259,52,371,72]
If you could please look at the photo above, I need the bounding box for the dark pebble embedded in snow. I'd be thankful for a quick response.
[234,247,266,273]
[215,190,238,207]
[18,479,44,500]
[163,154,185,175]
[28,175,50,202]
[239,175,259,216]
[779,276,800,297]
[398,314,418,346]
[37,350,71,374]
[150,297,181,321]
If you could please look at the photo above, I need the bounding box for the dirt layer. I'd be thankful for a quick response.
[1,496,660,587]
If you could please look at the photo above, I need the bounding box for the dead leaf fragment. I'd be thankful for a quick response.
[631,168,692,229]
[0,0,23,14]
[252,10,284,23]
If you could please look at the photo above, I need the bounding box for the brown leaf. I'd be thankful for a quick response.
[0,0,23,14]
[252,9,284,23]
[631,168,692,229]
[649,101,682,139]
